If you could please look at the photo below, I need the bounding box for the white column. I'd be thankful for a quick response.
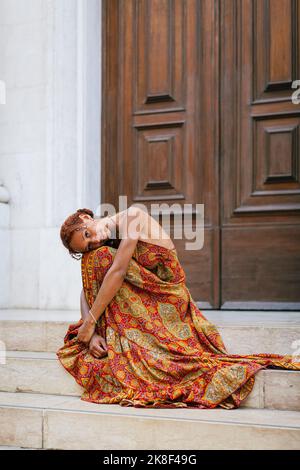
[40,0,101,309]
[0,0,101,310]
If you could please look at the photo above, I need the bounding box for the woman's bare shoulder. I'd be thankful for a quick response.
[115,206,174,249]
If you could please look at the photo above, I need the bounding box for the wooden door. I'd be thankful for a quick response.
[101,0,300,310]
[221,0,300,309]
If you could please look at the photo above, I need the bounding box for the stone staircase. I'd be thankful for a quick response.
[0,309,300,450]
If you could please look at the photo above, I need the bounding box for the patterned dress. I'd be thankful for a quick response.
[56,240,300,409]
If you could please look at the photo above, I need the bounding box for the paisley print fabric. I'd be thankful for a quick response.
[56,240,300,409]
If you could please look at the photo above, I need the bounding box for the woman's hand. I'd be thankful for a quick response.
[77,317,96,343]
[89,333,108,359]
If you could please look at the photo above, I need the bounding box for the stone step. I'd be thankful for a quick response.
[0,309,78,353]
[0,351,299,411]
[0,309,300,355]
[0,391,299,449]
[0,351,82,396]
[0,446,37,450]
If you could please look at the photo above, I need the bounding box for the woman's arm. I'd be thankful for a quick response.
[80,288,108,356]
[90,205,146,320]
[80,289,90,321]
[77,206,145,343]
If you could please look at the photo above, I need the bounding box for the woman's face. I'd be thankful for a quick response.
[69,214,112,254]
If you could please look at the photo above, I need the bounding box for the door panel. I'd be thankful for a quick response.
[102,0,220,307]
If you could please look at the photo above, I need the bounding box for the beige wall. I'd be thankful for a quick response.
[0,0,101,309]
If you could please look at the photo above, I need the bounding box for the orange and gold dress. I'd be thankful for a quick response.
[56,240,300,409]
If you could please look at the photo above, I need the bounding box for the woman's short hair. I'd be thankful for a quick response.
[60,208,94,260]
[60,208,121,260]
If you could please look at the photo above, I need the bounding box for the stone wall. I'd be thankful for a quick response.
[0,0,101,309]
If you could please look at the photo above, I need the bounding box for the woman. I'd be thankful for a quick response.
[57,206,300,409]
